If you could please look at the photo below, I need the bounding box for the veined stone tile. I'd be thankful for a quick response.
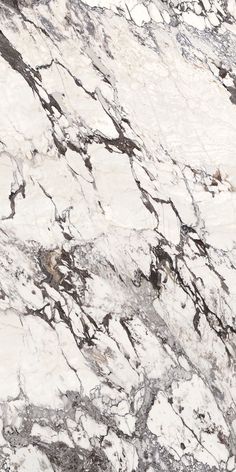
[0,0,235,470]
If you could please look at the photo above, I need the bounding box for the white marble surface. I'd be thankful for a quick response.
[0,0,235,470]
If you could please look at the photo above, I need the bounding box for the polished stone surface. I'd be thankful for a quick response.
[0,0,235,470]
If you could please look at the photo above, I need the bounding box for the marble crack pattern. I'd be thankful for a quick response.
[0,0,235,471]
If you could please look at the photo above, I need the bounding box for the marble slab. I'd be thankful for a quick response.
[0,0,235,470]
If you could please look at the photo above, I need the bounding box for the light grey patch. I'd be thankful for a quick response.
[86,19,95,36]
[3,425,30,448]
[39,16,65,40]
[0,0,19,12]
